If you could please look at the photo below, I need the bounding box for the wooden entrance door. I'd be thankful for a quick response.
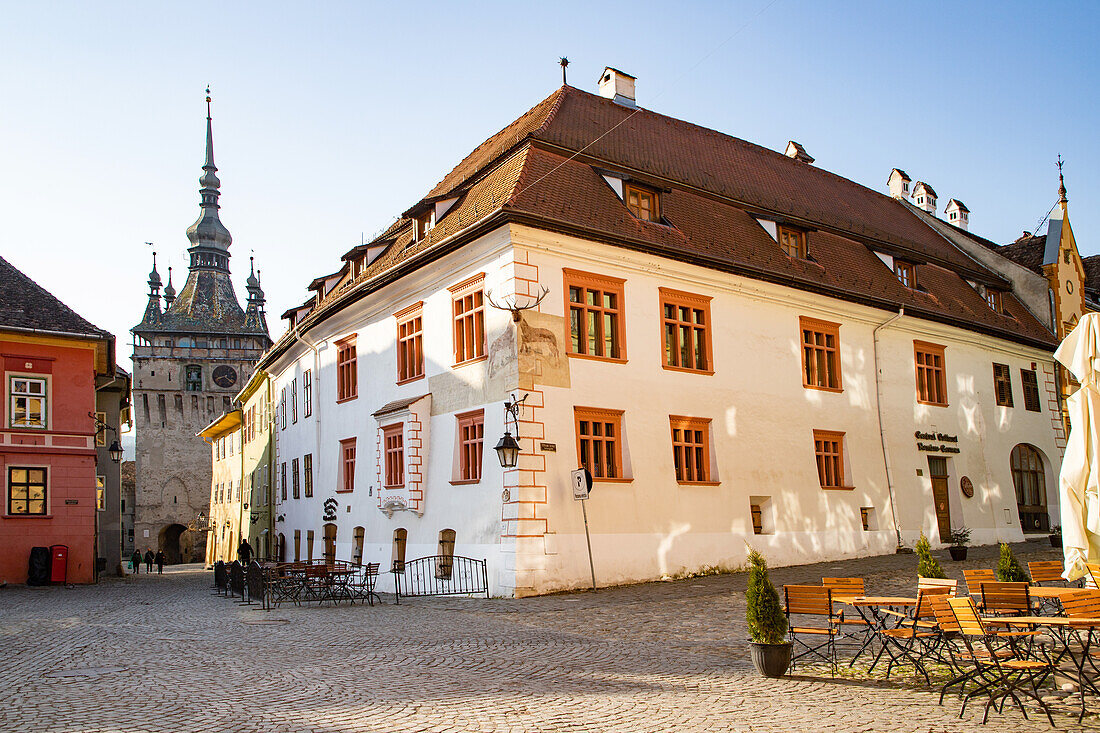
[928,457,951,541]
[323,523,337,565]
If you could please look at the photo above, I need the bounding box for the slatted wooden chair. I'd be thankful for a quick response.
[785,584,840,675]
[822,577,874,648]
[963,569,996,597]
[946,596,1054,726]
[876,588,951,683]
[1086,562,1100,589]
[930,594,1020,705]
[918,577,959,595]
[980,581,1033,619]
[1028,560,1070,586]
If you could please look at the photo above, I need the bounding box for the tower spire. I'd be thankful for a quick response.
[185,86,232,271]
[1058,154,1068,204]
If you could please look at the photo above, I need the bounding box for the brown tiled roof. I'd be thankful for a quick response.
[997,235,1046,275]
[0,255,110,337]
[372,394,430,417]
[1082,255,1100,295]
[264,85,1059,363]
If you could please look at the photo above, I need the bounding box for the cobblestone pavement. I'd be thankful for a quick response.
[1,541,1096,732]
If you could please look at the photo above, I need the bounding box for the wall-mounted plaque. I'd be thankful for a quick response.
[960,476,974,498]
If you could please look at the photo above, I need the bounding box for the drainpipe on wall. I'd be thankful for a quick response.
[873,307,905,550]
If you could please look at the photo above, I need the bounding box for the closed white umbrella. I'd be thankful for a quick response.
[1054,312,1100,581]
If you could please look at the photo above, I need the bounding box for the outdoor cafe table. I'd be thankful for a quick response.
[983,615,1100,722]
[832,596,917,667]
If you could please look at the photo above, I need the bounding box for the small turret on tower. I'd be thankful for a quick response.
[163,267,176,307]
[141,251,162,325]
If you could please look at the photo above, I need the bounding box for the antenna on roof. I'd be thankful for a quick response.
[1057,154,1067,203]
[560,57,569,86]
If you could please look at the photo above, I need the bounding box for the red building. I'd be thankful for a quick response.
[0,256,115,584]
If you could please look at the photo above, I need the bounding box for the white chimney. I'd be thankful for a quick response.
[598,67,636,108]
[945,199,970,231]
[887,168,911,199]
[784,141,814,164]
[912,181,937,214]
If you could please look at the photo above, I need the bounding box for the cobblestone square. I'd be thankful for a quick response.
[1,542,1096,732]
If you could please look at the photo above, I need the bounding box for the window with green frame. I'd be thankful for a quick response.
[9,376,47,429]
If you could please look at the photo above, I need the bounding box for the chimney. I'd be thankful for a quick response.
[784,141,814,164]
[887,168,911,199]
[944,199,970,231]
[598,67,636,108]
[912,181,937,214]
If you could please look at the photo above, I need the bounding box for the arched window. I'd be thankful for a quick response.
[1011,444,1048,533]
[392,528,407,573]
[436,529,456,580]
[276,532,286,563]
[185,365,202,392]
[352,526,365,565]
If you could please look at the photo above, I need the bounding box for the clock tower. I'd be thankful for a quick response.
[130,93,271,563]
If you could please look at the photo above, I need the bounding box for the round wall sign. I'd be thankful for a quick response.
[1067,280,1075,294]
[960,476,974,498]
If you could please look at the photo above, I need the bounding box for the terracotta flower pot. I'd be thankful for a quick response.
[749,641,792,678]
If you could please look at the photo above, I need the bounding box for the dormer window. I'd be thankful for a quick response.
[916,196,924,205]
[903,182,909,193]
[624,183,659,222]
[777,226,806,259]
[894,260,916,288]
[949,211,957,221]
[414,210,434,241]
[985,289,1003,312]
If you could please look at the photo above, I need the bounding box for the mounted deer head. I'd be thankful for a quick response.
[485,285,550,322]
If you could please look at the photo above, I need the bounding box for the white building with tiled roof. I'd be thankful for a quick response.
[259,69,1064,596]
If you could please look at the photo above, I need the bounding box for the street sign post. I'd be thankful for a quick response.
[570,468,597,591]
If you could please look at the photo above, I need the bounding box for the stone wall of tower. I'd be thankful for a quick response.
[131,346,258,562]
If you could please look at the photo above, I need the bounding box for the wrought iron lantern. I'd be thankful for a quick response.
[493,394,528,469]
[89,412,124,464]
[108,439,124,464]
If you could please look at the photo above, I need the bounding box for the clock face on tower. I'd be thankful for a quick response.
[211,365,238,389]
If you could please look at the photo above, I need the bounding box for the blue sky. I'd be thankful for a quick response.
[1,1,1097,375]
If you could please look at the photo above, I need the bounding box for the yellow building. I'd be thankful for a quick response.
[200,368,274,563]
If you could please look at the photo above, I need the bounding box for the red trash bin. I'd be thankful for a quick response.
[49,544,68,583]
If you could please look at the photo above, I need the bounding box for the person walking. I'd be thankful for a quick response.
[130,550,141,574]
[154,550,165,574]
[144,549,154,573]
[237,538,253,564]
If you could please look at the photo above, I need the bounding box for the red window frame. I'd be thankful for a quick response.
[336,335,358,402]
[395,302,425,383]
[777,226,806,259]
[564,269,627,362]
[813,430,849,489]
[456,410,484,483]
[669,416,713,484]
[383,424,404,488]
[450,274,486,366]
[291,457,300,499]
[339,438,356,493]
[303,369,312,417]
[574,407,627,481]
[660,288,712,373]
[914,341,948,406]
[800,316,842,391]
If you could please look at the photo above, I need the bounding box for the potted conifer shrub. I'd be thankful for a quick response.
[746,548,791,678]
[916,532,947,578]
[996,543,1031,582]
[948,526,971,561]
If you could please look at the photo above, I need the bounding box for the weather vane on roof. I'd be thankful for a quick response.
[560,57,569,86]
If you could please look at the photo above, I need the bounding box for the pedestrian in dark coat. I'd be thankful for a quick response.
[238,539,253,564]
[155,551,165,574]
[130,550,141,574]
[144,549,154,573]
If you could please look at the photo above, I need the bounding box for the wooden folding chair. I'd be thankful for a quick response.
[918,577,958,595]
[823,577,873,649]
[785,584,840,676]
[1086,562,1100,589]
[1028,560,1070,586]
[876,588,950,683]
[823,577,865,597]
[963,569,996,597]
[946,596,1053,726]
[980,581,1032,617]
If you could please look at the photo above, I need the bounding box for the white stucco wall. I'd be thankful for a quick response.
[266,221,1062,597]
